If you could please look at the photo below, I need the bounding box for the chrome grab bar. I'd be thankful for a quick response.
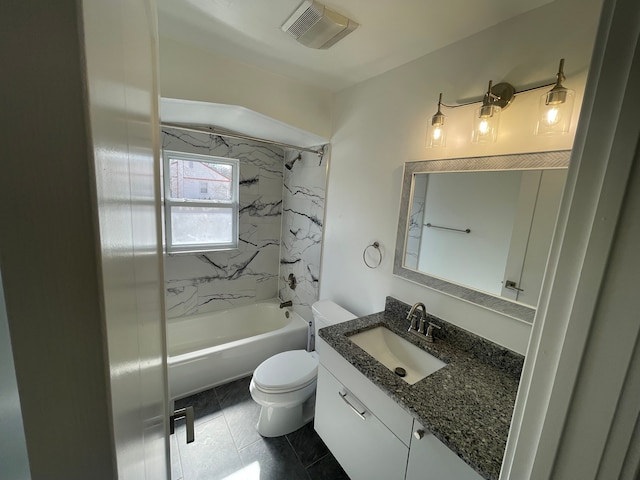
[425,223,471,234]
[339,390,366,420]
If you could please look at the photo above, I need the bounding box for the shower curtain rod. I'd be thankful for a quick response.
[161,122,325,157]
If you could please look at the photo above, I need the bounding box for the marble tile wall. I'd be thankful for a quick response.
[404,173,427,270]
[278,148,327,321]
[163,127,285,318]
[162,127,328,322]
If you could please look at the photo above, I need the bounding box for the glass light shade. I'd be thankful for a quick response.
[426,115,447,148]
[472,104,501,144]
[535,87,575,135]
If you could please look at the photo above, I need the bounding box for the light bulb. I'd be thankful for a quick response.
[426,93,447,148]
[478,119,490,135]
[536,89,574,134]
[535,59,575,135]
[545,107,560,125]
[472,104,500,144]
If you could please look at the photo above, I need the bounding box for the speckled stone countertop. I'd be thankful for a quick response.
[318,297,524,480]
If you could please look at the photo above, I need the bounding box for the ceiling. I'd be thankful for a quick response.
[156,0,554,93]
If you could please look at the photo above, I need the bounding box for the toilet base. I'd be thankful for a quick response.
[256,394,316,437]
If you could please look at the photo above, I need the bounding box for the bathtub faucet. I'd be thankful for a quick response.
[279,300,293,309]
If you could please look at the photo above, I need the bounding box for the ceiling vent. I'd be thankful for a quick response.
[281,1,359,49]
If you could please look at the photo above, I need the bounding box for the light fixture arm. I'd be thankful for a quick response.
[546,58,569,104]
[484,80,495,105]
[431,93,445,126]
[552,58,566,89]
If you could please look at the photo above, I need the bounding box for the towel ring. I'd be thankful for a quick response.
[363,242,383,269]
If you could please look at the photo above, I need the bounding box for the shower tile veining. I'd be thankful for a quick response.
[171,376,349,480]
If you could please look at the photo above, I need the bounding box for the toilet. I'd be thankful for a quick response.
[249,299,356,437]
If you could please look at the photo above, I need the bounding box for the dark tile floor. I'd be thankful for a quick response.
[171,376,350,480]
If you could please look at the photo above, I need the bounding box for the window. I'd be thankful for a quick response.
[163,151,239,253]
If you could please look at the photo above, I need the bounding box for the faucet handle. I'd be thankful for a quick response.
[417,315,427,334]
[406,309,419,331]
[425,322,441,342]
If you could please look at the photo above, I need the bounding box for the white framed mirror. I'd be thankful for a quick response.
[394,150,571,323]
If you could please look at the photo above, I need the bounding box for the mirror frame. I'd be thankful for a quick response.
[394,150,571,323]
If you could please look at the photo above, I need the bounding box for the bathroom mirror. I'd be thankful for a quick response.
[394,150,571,323]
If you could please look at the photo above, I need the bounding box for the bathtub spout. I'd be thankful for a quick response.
[279,300,293,309]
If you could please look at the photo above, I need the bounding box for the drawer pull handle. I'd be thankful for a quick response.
[339,390,366,420]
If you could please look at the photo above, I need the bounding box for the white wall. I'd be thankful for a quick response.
[159,36,333,140]
[0,1,117,476]
[321,0,602,354]
[1,0,167,477]
[82,0,168,477]
[418,170,521,295]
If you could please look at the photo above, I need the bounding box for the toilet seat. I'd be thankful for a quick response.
[252,350,318,394]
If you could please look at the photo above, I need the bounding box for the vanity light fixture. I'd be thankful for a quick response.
[425,58,572,147]
[426,93,447,148]
[471,80,515,144]
[535,58,575,135]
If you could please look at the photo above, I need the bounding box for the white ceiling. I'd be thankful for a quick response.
[157,0,553,93]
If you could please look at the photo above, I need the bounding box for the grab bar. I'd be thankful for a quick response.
[425,223,471,234]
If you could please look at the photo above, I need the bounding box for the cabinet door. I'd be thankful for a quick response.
[406,420,483,480]
[315,365,408,480]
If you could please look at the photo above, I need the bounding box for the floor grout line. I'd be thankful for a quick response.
[304,451,331,470]
[285,433,305,466]
[172,377,347,480]
[215,389,245,465]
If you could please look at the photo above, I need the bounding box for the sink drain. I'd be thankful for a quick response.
[394,367,407,377]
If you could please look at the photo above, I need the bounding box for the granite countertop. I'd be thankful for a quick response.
[318,297,524,480]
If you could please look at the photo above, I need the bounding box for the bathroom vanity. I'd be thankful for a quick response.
[315,297,523,480]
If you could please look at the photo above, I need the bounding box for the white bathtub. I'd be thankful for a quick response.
[167,299,308,399]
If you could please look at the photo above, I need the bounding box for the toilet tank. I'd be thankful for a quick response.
[312,300,357,338]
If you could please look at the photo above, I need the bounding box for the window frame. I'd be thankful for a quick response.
[163,150,239,254]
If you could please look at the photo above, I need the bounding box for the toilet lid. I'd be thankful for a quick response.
[253,350,319,393]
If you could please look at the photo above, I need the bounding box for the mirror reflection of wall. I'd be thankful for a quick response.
[395,151,571,322]
[405,169,566,307]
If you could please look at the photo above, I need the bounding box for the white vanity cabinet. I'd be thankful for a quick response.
[315,365,409,480]
[406,420,483,480]
[315,336,487,480]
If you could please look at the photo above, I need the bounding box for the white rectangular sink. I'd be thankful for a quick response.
[349,326,446,385]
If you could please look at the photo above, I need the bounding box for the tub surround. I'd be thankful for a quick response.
[318,297,524,480]
[163,127,284,318]
[162,127,327,320]
[278,148,327,320]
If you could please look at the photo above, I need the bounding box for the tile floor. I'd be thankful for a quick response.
[171,376,350,480]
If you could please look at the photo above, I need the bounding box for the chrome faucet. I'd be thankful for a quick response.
[406,303,427,333]
[279,300,293,309]
[407,303,442,342]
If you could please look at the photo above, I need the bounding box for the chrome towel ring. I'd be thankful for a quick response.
[363,241,383,269]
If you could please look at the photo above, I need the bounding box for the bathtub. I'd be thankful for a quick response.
[167,299,309,399]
